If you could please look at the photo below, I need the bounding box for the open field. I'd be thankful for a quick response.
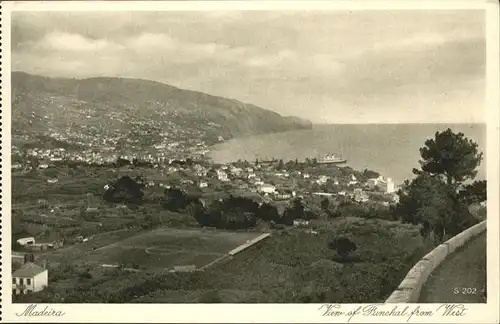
[84,228,266,270]
[134,217,435,303]
[14,217,435,303]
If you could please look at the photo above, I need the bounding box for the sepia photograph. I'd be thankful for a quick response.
[1,1,499,323]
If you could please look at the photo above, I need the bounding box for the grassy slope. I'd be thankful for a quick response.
[13,166,434,303]
[15,217,433,303]
[11,71,312,140]
[135,217,434,303]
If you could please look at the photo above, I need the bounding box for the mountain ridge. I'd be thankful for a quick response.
[11,71,312,152]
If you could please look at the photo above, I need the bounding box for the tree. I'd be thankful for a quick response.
[163,187,189,211]
[459,180,487,205]
[328,237,357,259]
[190,196,259,229]
[277,159,285,170]
[115,157,132,168]
[79,271,93,280]
[257,203,280,222]
[143,212,162,229]
[103,176,145,204]
[187,201,209,226]
[281,198,306,225]
[415,128,483,186]
[395,172,477,242]
[363,169,380,179]
[29,157,40,170]
[320,197,330,211]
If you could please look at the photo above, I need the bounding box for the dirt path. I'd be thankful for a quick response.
[419,232,487,303]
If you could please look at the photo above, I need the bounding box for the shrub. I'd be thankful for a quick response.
[328,237,357,259]
[199,290,223,303]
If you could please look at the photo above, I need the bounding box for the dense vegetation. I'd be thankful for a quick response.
[14,217,432,303]
[13,128,485,304]
[396,129,484,242]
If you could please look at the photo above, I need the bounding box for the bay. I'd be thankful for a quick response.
[209,123,486,185]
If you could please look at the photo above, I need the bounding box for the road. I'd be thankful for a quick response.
[418,232,487,303]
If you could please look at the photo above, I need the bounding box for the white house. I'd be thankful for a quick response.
[12,262,48,295]
[259,184,276,194]
[293,219,310,227]
[17,237,35,246]
[199,182,208,188]
[12,164,23,170]
[230,167,243,176]
[386,177,396,193]
[217,170,229,182]
[47,178,59,184]
[316,175,329,185]
[274,192,292,200]
[353,188,369,203]
[195,166,208,177]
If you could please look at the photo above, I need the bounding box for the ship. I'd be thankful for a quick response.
[318,153,347,165]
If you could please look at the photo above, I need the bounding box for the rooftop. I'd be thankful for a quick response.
[12,262,46,278]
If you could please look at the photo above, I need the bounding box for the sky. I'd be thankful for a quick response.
[11,10,486,124]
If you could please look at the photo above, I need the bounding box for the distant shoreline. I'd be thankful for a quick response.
[208,123,487,186]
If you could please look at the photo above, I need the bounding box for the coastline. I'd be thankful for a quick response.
[207,123,486,186]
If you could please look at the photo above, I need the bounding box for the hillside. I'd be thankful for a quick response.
[11,72,312,153]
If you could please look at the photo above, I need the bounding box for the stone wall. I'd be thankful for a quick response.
[385,220,486,303]
[228,233,271,256]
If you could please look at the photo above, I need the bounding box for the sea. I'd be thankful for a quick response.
[208,123,487,186]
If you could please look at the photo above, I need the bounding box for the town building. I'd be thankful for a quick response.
[274,192,292,200]
[386,177,396,193]
[316,175,329,185]
[217,170,229,182]
[259,184,276,194]
[12,262,48,295]
[353,188,369,203]
[16,237,35,246]
[293,219,310,227]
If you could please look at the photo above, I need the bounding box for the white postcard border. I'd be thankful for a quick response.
[1,1,499,323]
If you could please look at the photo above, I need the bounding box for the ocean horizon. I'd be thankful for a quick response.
[209,123,487,185]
